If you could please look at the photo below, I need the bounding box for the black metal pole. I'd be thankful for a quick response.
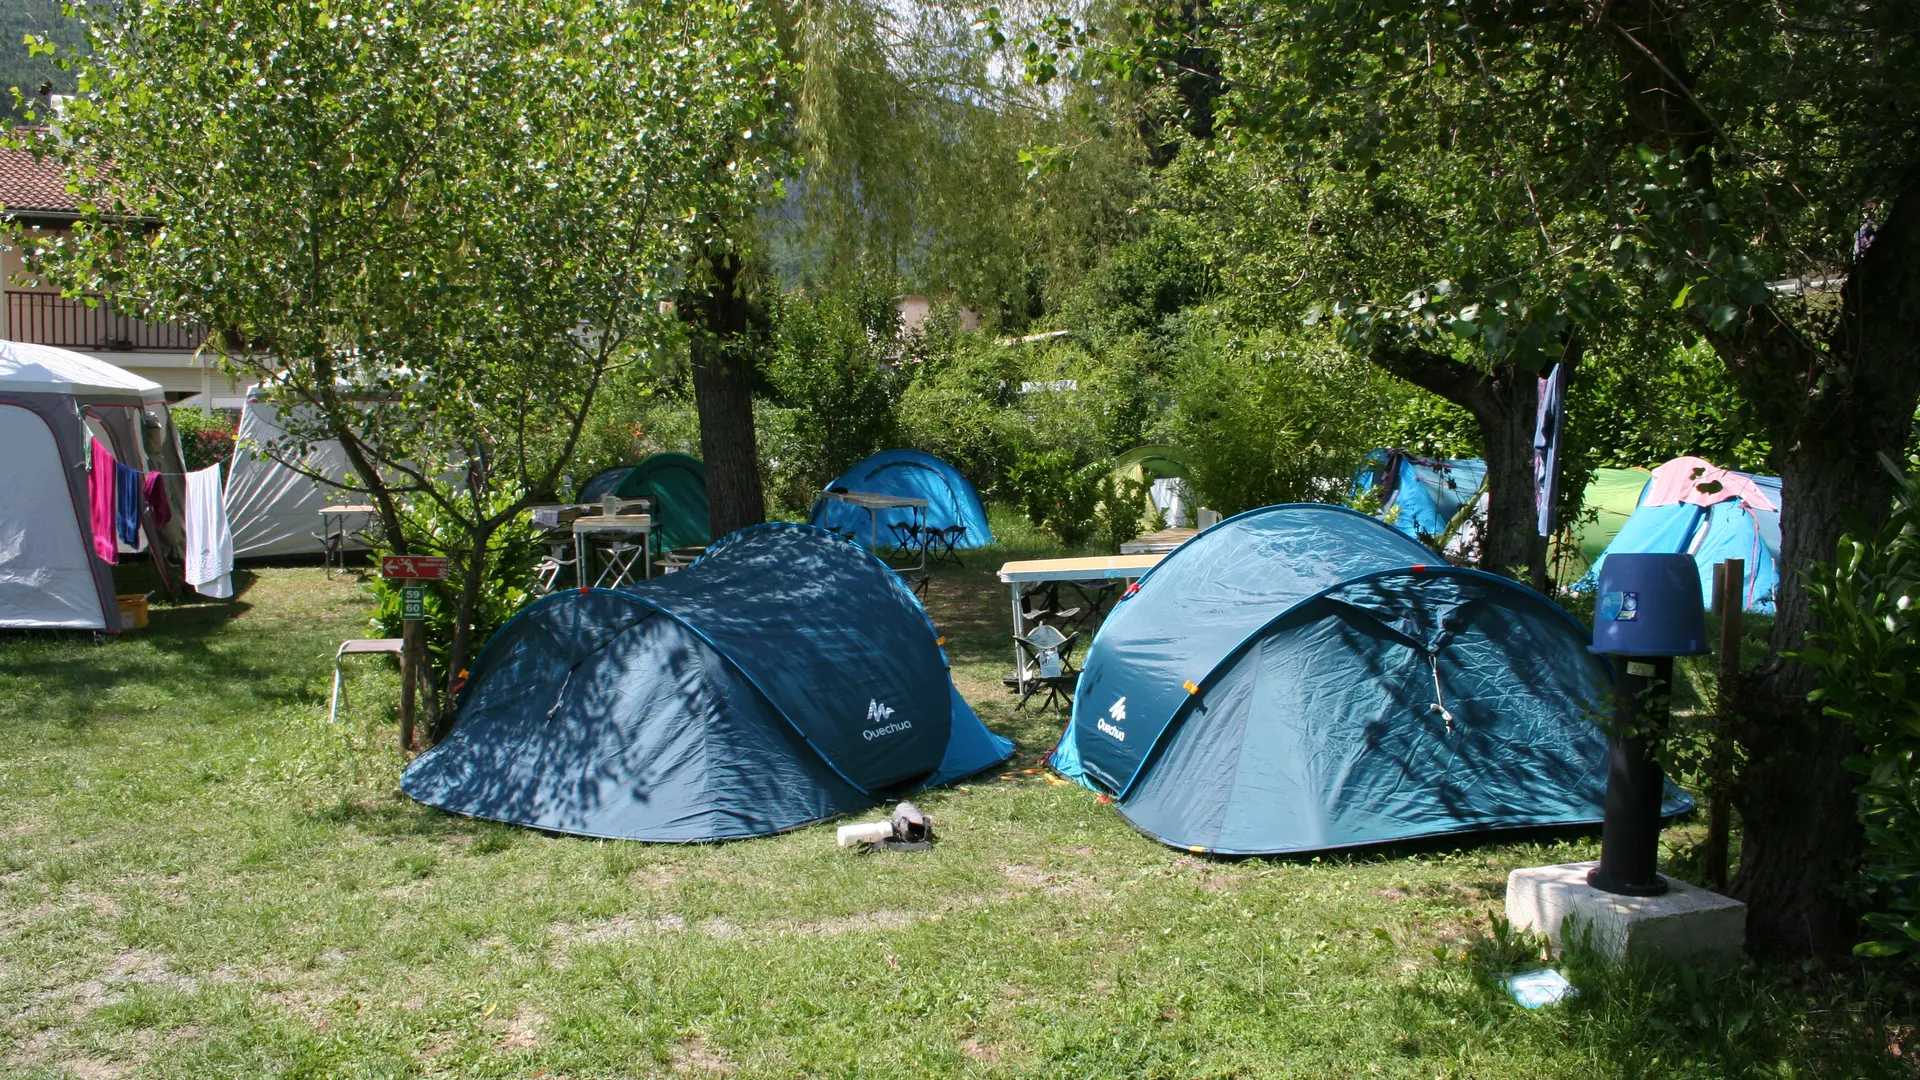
[1587,655,1673,897]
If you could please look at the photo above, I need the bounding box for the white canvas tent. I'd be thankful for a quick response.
[225,386,371,558]
[0,341,189,631]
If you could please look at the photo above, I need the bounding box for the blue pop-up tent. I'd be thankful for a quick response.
[1579,456,1781,615]
[402,524,1013,842]
[1351,449,1487,542]
[1051,504,1690,855]
[810,449,994,549]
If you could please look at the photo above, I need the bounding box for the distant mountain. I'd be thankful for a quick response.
[0,0,84,120]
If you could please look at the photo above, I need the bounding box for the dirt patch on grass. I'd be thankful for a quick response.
[672,1034,735,1076]
[555,908,926,948]
[494,1007,547,1050]
[770,910,919,935]
[998,863,1105,898]
[1168,855,1246,892]
[61,948,196,1013]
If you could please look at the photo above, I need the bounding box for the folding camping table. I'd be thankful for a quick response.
[572,513,653,589]
[316,505,378,578]
[996,554,1163,693]
[1119,527,1197,555]
[819,490,930,571]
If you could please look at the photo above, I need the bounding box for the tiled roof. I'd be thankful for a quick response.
[0,143,78,218]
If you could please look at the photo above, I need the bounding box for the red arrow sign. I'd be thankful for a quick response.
[381,555,451,580]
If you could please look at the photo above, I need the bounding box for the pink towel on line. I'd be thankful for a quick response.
[89,437,118,564]
[143,470,172,526]
[1640,455,1778,512]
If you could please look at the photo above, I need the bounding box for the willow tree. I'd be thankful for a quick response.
[13,0,782,719]
[1042,0,1920,954]
[680,0,1087,533]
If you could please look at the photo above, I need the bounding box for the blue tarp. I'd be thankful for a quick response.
[810,449,995,549]
[402,524,1012,841]
[1580,463,1781,615]
[1051,504,1691,855]
[1352,450,1487,542]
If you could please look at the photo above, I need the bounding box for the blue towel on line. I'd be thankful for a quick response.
[114,458,143,547]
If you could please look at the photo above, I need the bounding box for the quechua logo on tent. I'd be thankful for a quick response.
[863,699,910,741]
[1097,697,1126,742]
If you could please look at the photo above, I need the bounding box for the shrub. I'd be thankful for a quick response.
[1006,449,1105,549]
[1171,322,1390,514]
[171,406,238,473]
[1793,456,1920,960]
[368,489,545,682]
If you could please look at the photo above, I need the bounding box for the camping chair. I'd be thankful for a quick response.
[888,520,927,559]
[329,638,405,724]
[927,525,967,568]
[594,540,647,588]
[1014,623,1079,713]
[532,531,577,595]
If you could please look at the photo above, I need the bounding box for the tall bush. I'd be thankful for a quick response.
[1794,457,1920,959]
[1172,323,1390,514]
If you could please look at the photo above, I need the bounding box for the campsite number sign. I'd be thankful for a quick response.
[378,555,447,755]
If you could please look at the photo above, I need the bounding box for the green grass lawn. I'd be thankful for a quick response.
[2,522,1915,1079]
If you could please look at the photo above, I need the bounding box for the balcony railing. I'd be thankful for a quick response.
[6,291,208,351]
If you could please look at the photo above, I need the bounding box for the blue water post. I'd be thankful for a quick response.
[1587,553,1708,896]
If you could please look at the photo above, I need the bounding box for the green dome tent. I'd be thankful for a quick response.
[1554,467,1652,584]
[577,452,711,551]
[1110,445,1191,530]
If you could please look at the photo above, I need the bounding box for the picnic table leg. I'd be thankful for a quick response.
[1010,582,1027,694]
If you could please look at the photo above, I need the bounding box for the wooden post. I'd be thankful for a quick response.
[399,578,421,752]
[1705,558,1743,892]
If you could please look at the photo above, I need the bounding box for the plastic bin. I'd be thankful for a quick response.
[117,593,150,630]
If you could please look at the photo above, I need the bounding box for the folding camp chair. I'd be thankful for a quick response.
[532,531,577,595]
[329,638,405,724]
[1014,623,1079,713]
[926,525,967,568]
[888,520,925,556]
[594,540,647,588]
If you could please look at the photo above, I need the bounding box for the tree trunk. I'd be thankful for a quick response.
[1725,162,1920,955]
[680,249,767,538]
[1466,363,1546,582]
[1370,344,1547,583]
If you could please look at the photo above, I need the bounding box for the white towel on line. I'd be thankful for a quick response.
[184,464,233,599]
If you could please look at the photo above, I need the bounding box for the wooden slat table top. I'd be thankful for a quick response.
[996,553,1163,583]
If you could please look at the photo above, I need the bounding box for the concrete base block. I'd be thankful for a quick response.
[1506,861,1746,967]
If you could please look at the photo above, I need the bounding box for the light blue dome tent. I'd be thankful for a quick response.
[1577,455,1781,615]
[809,449,995,549]
[403,524,1012,841]
[1351,449,1487,543]
[1050,504,1690,855]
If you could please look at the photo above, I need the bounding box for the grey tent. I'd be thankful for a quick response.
[0,342,188,630]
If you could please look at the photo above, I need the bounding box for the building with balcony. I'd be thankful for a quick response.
[0,146,241,407]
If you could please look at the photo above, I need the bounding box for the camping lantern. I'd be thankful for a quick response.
[1587,552,1708,896]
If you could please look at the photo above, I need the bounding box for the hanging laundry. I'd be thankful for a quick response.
[143,471,172,527]
[114,458,143,547]
[183,464,233,599]
[89,437,118,564]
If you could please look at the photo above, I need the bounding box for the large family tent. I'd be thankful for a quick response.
[1580,456,1781,614]
[809,449,994,549]
[224,386,366,558]
[0,342,188,630]
[1351,450,1487,543]
[1553,467,1652,584]
[1050,503,1689,855]
[402,523,1013,841]
[575,452,711,551]
[1111,444,1192,528]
